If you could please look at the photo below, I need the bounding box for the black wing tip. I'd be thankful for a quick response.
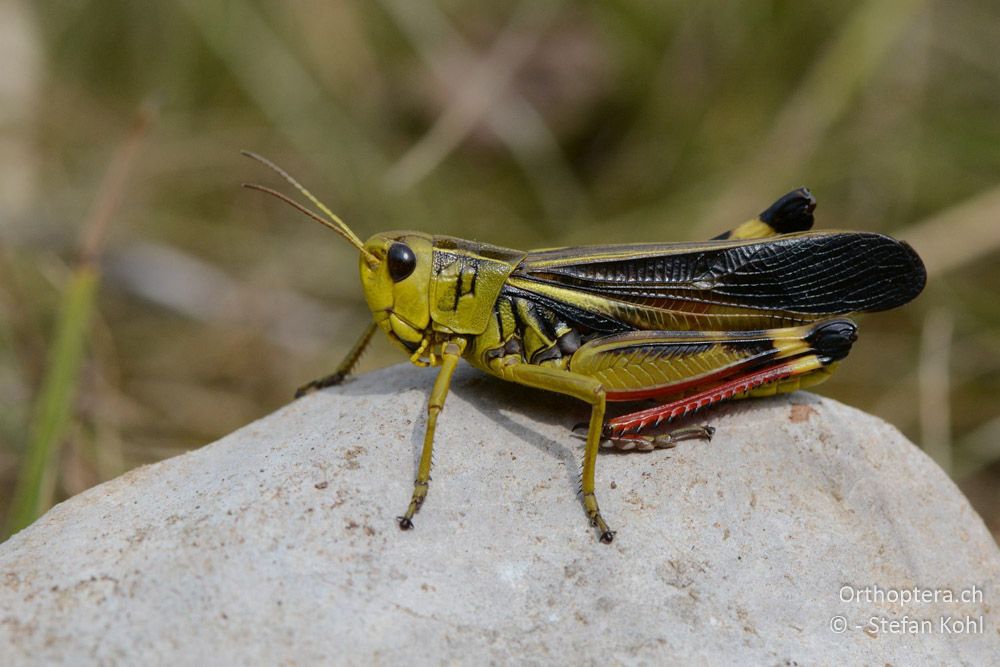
[717,231,927,315]
[759,187,817,233]
[856,235,927,312]
[895,239,927,304]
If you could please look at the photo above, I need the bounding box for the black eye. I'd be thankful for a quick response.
[387,242,416,282]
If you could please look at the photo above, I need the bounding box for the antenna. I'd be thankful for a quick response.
[241,151,378,268]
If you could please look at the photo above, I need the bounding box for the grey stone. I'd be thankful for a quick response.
[1,364,998,665]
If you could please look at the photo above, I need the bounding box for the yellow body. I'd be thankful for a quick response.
[350,219,854,541]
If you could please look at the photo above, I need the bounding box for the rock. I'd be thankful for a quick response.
[1,364,998,664]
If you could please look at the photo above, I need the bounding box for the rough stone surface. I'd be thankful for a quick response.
[1,364,998,665]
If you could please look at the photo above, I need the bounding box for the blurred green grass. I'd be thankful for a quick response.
[1,0,998,539]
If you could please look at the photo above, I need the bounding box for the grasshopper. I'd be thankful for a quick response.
[243,152,926,543]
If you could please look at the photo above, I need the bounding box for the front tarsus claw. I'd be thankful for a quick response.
[294,372,347,399]
[294,381,320,398]
[397,517,413,530]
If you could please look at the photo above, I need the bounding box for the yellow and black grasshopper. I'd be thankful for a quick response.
[243,152,926,544]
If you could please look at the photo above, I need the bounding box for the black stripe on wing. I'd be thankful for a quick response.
[514,232,926,315]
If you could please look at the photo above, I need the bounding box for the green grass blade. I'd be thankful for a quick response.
[4,267,99,537]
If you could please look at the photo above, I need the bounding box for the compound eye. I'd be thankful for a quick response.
[387,242,416,282]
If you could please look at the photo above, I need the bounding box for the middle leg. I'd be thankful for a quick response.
[503,363,615,543]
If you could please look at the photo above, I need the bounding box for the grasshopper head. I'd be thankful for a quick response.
[240,152,436,353]
[359,232,435,351]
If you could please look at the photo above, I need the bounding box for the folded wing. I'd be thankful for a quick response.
[506,232,925,333]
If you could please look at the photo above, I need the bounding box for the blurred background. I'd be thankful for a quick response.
[1,0,998,541]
